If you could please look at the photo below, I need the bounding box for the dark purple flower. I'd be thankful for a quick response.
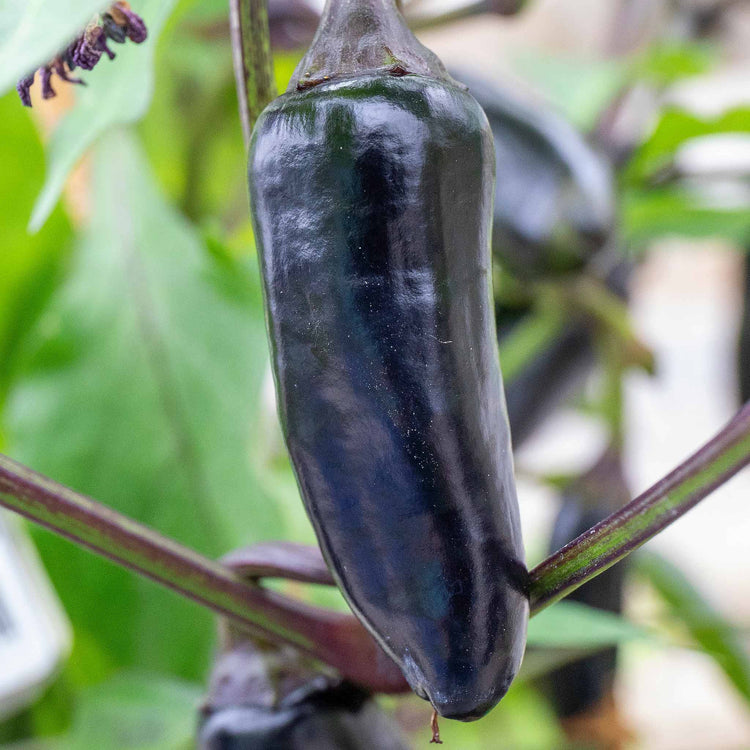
[94,27,117,60]
[16,2,148,107]
[52,58,84,86]
[101,14,128,44]
[39,66,55,99]
[16,73,35,107]
[112,2,148,44]
[70,27,104,71]
[63,41,79,71]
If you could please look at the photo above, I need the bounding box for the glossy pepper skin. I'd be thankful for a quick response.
[445,70,622,445]
[248,0,528,722]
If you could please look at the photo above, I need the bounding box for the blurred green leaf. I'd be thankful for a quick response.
[622,186,750,250]
[517,646,594,683]
[0,94,71,413]
[22,672,201,750]
[626,107,750,182]
[498,312,564,384]
[633,42,717,87]
[273,53,304,93]
[0,0,104,96]
[636,552,750,705]
[528,600,644,649]
[30,0,178,232]
[408,681,564,749]
[179,0,228,23]
[516,601,647,683]
[514,43,720,134]
[512,53,629,131]
[139,39,302,226]
[4,130,286,680]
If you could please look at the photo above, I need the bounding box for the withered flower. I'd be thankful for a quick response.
[108,2,147,43]
[17,2,148,107]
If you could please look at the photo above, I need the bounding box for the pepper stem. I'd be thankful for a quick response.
[528,402,750,612]
[430,708,443,743]
[288,0,456,91]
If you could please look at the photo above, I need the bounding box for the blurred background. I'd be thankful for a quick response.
[0,0,749,747]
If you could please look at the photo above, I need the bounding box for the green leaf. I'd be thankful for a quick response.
[622,186,750,250]
[405,682,565,748]
[0,94,72,413]
[178,0,228,23]
[632,42,717,87]
[516,601,647,683]
[513,44,719,134]
[498,311,565,384]
[27,672,201,749]
[512,53,629,131]
[29,0,178,232]
[0,0,105,96]
[636,552,750,705]
[527,600,644,649]
[517,647,594,683]
[4,131,286,680]
[626,107,750,182]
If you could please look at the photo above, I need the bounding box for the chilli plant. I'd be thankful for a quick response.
[0,0,749,747]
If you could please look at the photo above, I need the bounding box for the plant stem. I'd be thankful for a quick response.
[229,0,277,148]
[570,276,654,373]
[1,404,748,682]
[0,453,407,694]
[597,331,626,450]
[528,403,750,614]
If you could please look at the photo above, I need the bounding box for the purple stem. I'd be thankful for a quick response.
[0,453,407,694]
[0,404,747,689]
[528,403,750,613]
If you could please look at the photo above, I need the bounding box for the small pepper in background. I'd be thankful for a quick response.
[497,260,631,448]
[543,449,633,749]
[454,71,616,280]
[199,638,409,749]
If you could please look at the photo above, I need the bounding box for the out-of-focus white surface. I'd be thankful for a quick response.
[619,245,750,749]
[0,512,71,719]
[620,642,750,750]
[515,245,750,748]
[514,410,609,564]
[624,245,748,611]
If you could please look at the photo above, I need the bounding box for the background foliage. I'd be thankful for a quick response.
[0,0,748,746]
